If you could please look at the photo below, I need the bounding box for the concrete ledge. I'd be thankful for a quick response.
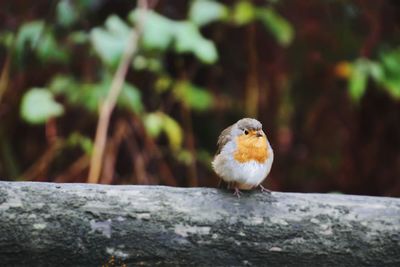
[0,182,399,266]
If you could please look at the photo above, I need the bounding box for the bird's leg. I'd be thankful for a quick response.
[233,187,242,198]
[217,178,222,188]
[259,184,272,194]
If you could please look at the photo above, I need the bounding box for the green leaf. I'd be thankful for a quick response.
[176,149,194,165]
[232,1,256,25]
[130,10,218,63]
[189,0,228,26]
[0,31,14,48]
[90,28,124,66]
[129,10,175,51]
[132,55,162,72]
[173,22,201,53]
[380,48,400,74]
[256,8,294,46]
[174,81,213,111]
[146,58,163,72]
[143,112,183,150]
[194,39,218,64]
[162,114,183,150]
[49,74,76,94]
[155,75,173,93]
[106,15,131,35]
[15,21,44,64]
[348,61,368,101]
[174,22,218,64]
[36,33,68,62]
[49,75,143,113]
[118,83,143,114]
[144,112,164,137]
[16,21,44,53]
[56,0,78,27]
[90,15,131,67]
[382,79,400,99]
[379,49,400,99]
[67,132,93,155]
[347,56,400,101]
[80,83,107,111]
[367,61,384,82]
[49,75,84,108]
[96,77,143,113]
[15,21,68,64]
[52,77,98,111]
[20,88,64,124]
[133,55,148,70]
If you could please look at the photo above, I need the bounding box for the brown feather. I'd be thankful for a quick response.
[215,124,233,155]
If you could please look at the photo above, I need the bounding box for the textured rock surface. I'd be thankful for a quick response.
[0,181,399,266]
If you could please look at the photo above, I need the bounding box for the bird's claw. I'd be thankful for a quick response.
[233,188,242,198]
[260,184,272,194]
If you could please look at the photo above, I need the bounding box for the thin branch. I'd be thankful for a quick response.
[0,53,11,104]
[182,104,198,187]
[100,119,129,184]
[133,116,177,186]
[54,154,90,183]
[87,0,149,183]
[20,139,65,181]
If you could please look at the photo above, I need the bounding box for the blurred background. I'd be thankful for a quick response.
[0,0,399,196]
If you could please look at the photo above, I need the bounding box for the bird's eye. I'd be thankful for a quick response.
[244,130,249,135]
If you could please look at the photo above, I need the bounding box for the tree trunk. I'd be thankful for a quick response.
[0,181,399,266]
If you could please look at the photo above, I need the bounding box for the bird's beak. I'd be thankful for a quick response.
[256,130,264,137]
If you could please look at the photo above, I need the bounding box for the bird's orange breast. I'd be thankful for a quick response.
[234,134,268,163]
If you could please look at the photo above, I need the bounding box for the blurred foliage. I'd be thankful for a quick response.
[20,88,64,124]
[144,111,183,150]
[338,52,400,101]
[0,0,399,196]
[232,1,294,46]
[49,74,143,113]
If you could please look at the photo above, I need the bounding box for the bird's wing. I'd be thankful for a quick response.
[216,124,233,155]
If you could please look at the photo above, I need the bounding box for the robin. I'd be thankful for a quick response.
[212,118,274,197]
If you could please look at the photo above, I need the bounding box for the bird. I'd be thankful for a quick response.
[212,118,274,197]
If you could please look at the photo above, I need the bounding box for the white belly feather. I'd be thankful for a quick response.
[212,139,274,187]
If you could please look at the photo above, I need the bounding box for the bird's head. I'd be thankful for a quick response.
[231,118,265,139]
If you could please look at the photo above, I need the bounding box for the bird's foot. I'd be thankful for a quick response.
[260,184,272,194]
[233,188,242,198]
